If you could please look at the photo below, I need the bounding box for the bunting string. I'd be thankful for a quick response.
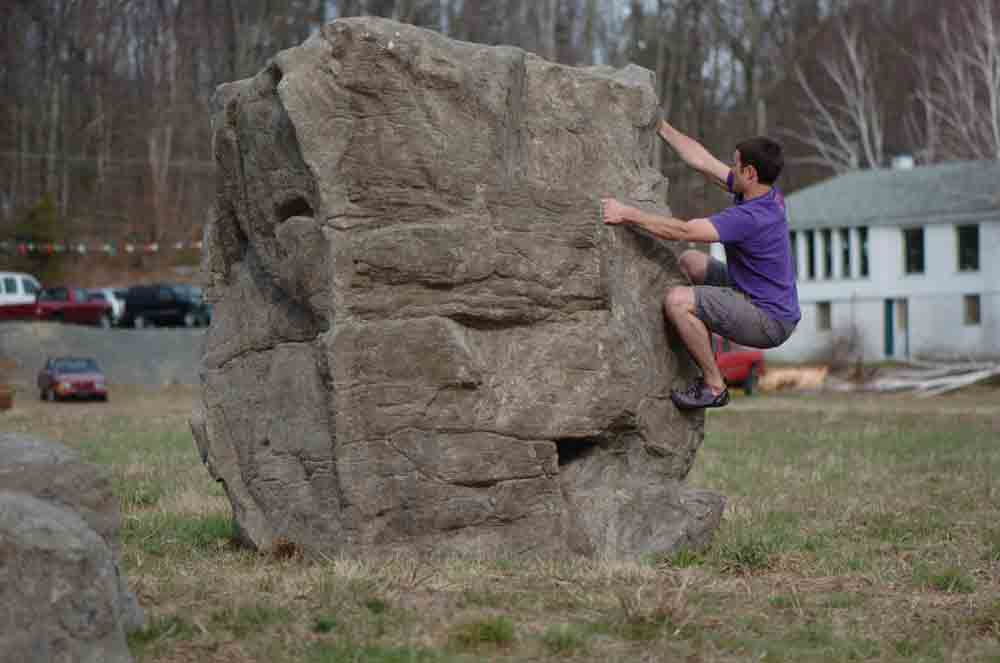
[0,240,203,257]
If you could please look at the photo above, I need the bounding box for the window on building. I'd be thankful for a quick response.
[957,224,979,271]
[903,227,925,274]
[806,230,816,279]
[790,231,798,278]
[840,228,851,277]
[822,229,833,278]
[817,301,832,331]
[964,294,981,326]
[858,227,869,277]
[897,299,908,330]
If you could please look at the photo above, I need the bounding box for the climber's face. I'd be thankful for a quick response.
[732,150,758,193]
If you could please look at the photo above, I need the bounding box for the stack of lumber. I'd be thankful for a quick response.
[759,366,830,392]
[864,361,1000,397]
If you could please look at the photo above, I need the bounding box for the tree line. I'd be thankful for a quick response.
[2,0,997,254]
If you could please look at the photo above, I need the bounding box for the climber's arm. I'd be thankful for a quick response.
[657,120,730,191]
[601,198,719,244]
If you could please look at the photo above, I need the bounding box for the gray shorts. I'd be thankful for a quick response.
[693,258,796,349]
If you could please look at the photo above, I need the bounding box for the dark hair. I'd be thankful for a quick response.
[736,137,784,185]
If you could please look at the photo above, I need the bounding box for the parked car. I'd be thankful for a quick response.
[37,356,108,402]
[0,271,42,305]
[713,334,766,395]
[35,286,113,327]
[0,271,42,320]
[121,283,210,328]
[86,287,127,325]
[173,284,211,326]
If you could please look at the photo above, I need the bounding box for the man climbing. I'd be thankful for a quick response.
[601,118,800,410]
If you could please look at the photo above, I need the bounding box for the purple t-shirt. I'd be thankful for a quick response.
[708,173,800,323]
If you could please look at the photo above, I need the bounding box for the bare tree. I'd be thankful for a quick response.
[908,0,1000,162]
[4,0,970,268]
[786,21,886,172]
[337,0,364,17]
[538,0,559,61]
[712,0,776,134]
[581,0,599,64]
[905,54,941,164]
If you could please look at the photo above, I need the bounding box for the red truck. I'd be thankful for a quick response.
[713,333,766,395]
[3,286,114,327]
[0,299,39,321]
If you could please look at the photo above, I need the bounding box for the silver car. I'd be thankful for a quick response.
[86,287,127,325]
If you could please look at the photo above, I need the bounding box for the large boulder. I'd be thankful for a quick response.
[0,433,121,551]
[0,434,143,662]
[193,17,724,559]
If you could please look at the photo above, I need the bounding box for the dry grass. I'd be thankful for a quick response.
[2,386,1000,662]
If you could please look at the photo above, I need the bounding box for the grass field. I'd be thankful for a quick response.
[3,384,1000,662]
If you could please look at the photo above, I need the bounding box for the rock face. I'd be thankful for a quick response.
[193,17,724,559]
[0,434,142,662]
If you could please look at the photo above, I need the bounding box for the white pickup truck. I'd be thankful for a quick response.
[0,271,42,309]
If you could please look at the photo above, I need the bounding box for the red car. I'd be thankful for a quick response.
[34,286,113,327]
[37,357,108,402]
[713,334,766,395]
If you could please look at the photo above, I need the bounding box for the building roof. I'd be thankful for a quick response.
[784,159,1000,230]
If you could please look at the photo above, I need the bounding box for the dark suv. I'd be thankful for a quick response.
[121,284,210,328]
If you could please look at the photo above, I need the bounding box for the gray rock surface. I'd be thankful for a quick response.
[0,492,135,663]
[0,434,144,634]
[194,17,724,559]
[0,433,118,545]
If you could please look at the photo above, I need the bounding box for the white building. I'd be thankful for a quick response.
[712,159,1000,362]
